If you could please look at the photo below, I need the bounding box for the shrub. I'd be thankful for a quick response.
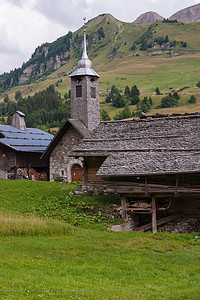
[160,95,179,108]
[131,43,136,50]
[101,109,111,121]
[131,95,140,105]
[196,81,200,88]
[188,95,196,104]
[173,92,180,100]
[113,106,132,120]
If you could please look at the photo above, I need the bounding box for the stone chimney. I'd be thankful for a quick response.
[11,111,26,131]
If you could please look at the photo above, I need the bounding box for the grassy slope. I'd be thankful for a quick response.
[0,180,199,299]
[1,19,200,119]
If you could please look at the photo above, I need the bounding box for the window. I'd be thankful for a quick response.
[76,85,82,97]
[91,87,96,98]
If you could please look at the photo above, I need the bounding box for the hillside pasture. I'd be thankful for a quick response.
[0,180,199,299]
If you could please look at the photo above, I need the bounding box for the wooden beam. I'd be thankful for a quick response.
[137,212,183,232]
[152,197,157,234]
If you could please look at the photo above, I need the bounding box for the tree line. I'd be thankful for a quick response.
[101,85,153,120]
[0,85,71,129]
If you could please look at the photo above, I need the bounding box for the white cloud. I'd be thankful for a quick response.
[0,0,67,73]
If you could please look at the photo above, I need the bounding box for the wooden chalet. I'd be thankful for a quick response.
[69,113,200,233]
[0,111,53,180]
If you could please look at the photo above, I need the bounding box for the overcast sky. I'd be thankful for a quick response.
[0,0,199,74]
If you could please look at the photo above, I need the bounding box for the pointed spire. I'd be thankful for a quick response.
[82,26,88,59]
[70,18,99,77]
[78,18,92,69]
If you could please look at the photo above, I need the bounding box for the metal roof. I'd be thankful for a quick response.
[70,67,99,78]
[15,111,25,117]
[0,125,53,152]
[69,28,99,78]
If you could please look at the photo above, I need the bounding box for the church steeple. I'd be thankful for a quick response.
[78,26,92,69]
[70,20,99,78]
[69,19,100,131]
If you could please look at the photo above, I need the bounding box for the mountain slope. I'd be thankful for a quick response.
[0,13,200,125]
[169,3,200,22]
[134,11,164,23]
[2,12,200,95]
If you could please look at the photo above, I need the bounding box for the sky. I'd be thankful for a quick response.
[0,0,199,74]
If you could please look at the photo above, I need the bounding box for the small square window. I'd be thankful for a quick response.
[76,85,82,97]
[91,87,96,98]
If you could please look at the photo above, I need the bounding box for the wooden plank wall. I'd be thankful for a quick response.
[85,157,106,184]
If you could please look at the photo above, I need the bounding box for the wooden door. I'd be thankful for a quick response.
[71,164,83,182]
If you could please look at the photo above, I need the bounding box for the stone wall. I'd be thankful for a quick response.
[75,184,117,196]
[160,217,200,233]
[50,126,83,182]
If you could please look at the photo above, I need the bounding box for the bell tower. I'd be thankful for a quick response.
[70,20,100,131]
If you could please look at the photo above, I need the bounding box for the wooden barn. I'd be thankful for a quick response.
[0,111,53,180]
[69,113,200,233]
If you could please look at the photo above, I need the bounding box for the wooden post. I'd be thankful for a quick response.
[145,176,148,196]
[152,197,157,234]
[83,159,87,185]
[121,196,128,222]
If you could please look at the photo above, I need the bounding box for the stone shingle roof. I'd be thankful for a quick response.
[41,119,89,159]
[69,114,200,176]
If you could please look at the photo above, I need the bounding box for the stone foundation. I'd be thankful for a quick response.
[75,184,117,196]
[159,217,200,233]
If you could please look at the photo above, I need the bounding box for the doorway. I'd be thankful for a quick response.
[71,164,83,182]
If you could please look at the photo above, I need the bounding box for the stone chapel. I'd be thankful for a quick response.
[42,26,100,182]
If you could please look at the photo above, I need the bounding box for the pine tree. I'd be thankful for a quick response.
[155,87,161,95]
[101,109,111,121]
[131,85,140,97]
[124,86,131,98]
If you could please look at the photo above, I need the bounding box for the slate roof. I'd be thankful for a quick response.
[70,67,99,78]
[69,113,200,176]
[41,119,89,159]
[0,125,53,152]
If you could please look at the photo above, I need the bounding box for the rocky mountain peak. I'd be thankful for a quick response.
[169,3,200,22]
[134,11,164,24]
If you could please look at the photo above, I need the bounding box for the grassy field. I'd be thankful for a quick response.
[0,180,199,299]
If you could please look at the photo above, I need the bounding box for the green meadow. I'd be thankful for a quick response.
[0,180,199,299]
